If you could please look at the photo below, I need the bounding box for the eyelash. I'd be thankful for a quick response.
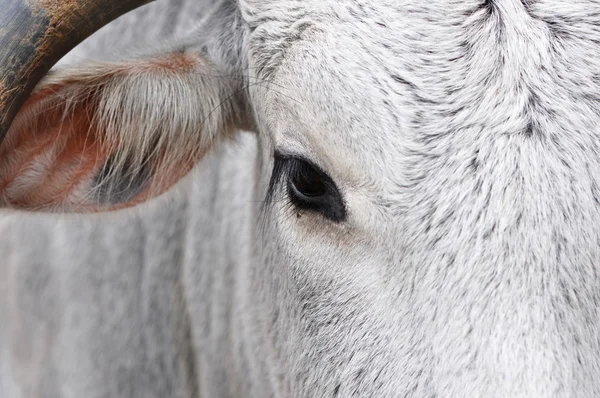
[265,152,347,222]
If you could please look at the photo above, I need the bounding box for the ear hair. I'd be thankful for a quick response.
[0,51,251,211]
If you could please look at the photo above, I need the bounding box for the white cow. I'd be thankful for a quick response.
[2,0,600,397]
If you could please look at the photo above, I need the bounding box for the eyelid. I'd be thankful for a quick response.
[272,144,332,170]
[273,150,313,165]
[274,152,332,188]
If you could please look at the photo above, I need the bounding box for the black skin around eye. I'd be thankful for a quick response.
[270,153,347,223]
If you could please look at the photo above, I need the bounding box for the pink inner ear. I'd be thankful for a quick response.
[0,94,200,213]
[0,97,112,212]
[0,52,229,213]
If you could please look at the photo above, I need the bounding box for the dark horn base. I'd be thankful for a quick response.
[0,0,153,144]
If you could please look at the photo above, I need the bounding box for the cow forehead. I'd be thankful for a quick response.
[244,0,449,188]
[253,31,412,191]
[246,0,600,193]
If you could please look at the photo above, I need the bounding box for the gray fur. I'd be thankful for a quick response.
[3,0,600,397]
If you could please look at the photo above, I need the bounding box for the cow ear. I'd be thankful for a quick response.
[0,51,251,212]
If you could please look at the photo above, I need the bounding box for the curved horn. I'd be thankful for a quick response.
[0,0,153,144]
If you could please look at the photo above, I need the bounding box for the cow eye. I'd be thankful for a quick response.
[283,156,347,222]
[288,162,328,198]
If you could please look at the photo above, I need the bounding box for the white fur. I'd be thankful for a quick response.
[3,0,600,397]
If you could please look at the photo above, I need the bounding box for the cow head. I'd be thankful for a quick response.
[2,0,600,396]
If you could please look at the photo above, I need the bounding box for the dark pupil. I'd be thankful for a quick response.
[292,167,327,197]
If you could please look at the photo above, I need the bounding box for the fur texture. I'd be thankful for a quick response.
[1,52,246,211]
[3,0,600,397]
